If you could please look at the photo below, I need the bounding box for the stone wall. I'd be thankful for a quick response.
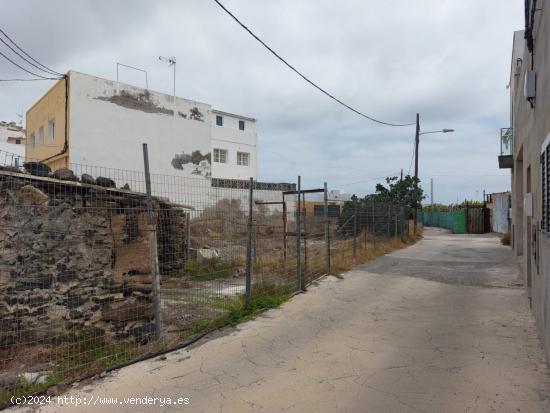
[0,173,188,349]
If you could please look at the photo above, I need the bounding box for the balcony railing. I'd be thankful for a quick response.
[500,127,513,156]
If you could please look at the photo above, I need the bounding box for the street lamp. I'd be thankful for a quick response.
[159,56,176,98]
[413,113,455,232]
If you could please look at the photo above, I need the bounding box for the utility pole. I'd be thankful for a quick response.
[414,113,420,233]
[400,168,403,181]
[430,178,434,206]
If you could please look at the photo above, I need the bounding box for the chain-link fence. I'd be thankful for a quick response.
[0,147,411,404]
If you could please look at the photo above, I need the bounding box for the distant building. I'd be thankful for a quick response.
[25,71,257,181]
[500,2,550,361]
[0,121,25,165]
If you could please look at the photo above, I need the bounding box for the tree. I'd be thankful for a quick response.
[366,175,424,216]
[336,175,424,236]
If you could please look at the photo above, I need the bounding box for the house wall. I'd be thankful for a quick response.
[211,111,257,180]
[67,71,256,182]
[509,3,550,360]
[25,77,68,168]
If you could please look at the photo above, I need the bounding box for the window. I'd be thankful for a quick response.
[29,133,35,149]
[542,138,550,232]
[48,119,55,140]
[239,120,245,131]
[237,152,249,166]
[216,115,223,126]
[213,148,227,163]
[38,126,44,145]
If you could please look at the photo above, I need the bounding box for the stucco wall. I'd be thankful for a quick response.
[211,111,257,180]
[25,77,68,165]
[509,4,550,361]
[68,71,257,183]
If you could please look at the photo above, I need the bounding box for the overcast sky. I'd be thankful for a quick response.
[0,0,523,203]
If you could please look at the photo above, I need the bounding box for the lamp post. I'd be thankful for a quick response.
[413,112,454,233]
[159,56,176,98]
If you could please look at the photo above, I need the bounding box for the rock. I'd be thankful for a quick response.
[15,274,54,290]
[197,248,219,263]
[80,174,96,185]
[10,185,49,207]
[53,168,77,181]
[0,371,19,388]
[20,371,51,385]
[130,322,156,345]
[96,177,116,188]
[23,162,51,177]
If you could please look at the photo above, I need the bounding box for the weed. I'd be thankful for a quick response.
[177,257,238,281]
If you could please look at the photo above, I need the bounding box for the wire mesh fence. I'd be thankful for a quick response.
[0,147,411,404]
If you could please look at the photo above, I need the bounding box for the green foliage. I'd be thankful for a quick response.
[184,286,290,338]
[336,175,424,236]
[178,258,237,281]
[366,175,424,211]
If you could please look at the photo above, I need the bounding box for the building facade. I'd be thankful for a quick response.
[0,121,25,165]
[26,71,258,181]
[503,1,550,360]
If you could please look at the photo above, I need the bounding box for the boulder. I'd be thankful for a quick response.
[96,177,116,188]
[23,162,51,177]
[80,174,96,185]
[10,185,48,208]
[53,168,77,181]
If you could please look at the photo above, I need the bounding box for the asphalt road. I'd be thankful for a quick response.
[15,228,550,412]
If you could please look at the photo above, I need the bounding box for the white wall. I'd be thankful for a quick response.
[67,72,277,211]
[210,112,257,180]
[69,71,257,182]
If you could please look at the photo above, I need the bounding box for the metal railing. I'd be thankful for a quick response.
[501,127,513,156]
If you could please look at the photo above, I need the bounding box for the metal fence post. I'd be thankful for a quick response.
[394,206,398,238]
[296,176,302,292]
[353,198,358,257]
[372,202,376,251]
[245,177,254,307]
[142,143,162,341]
[186,213,191,260]
[324,182,330,274]
[387,204,391,237]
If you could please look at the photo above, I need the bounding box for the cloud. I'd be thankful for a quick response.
[0,0,522,202]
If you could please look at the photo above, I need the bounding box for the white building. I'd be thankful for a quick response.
[0,121,25,165]
[26,71,257,181]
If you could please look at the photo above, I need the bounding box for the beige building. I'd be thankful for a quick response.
[26,77,68,171]
[503,1,550,360]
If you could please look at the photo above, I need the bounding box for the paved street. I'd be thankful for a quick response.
[18,228,550,412]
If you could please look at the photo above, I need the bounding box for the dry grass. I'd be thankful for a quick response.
[329,231,421,276]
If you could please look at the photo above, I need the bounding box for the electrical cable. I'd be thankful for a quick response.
[0,37,61,77]
[0,50,58,79]
[0,77,61,82]
[212,0,415,127]
[0,28,64,76]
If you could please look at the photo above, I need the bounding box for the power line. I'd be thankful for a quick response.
[0,37,60,77]
[212,0,415,127]
[0,50,58,79]
[0,77,61,82]
[0,28,63,77]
